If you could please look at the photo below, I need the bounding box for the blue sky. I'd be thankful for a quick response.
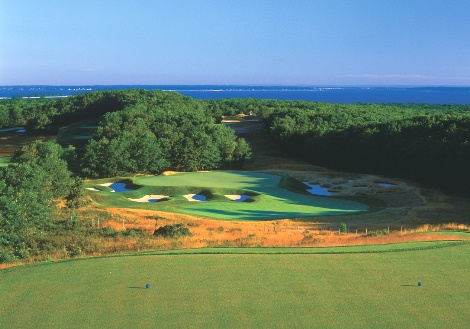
[1,0,469,86]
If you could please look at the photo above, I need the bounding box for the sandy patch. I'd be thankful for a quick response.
[184,194,206,202]
[162,171,182,176]
[221,119,240,123]
[86,187,101,191]
[128,195,169,202]
[225,194,251,202]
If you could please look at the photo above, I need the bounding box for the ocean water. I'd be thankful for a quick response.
[1,85,470,104]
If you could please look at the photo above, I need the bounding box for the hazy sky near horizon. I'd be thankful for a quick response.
[1,0,470,86]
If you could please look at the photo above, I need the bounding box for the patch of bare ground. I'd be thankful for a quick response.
[0,134,56,157]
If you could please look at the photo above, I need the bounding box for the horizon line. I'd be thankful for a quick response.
[1,84,470,88]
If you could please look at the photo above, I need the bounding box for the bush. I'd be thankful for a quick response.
[339,223,347,233]
[367,228,389,236]
[123,228,144,237]
[153,224,192,239]
[65,244,81,257]
[0,250,17,263]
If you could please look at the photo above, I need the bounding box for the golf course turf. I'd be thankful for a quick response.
[87,171,369,220]
[1,242,468,328]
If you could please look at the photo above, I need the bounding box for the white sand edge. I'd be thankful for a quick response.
[99,182,117,192]
[225,194,251,202]
[184,194,206,201]
[128,195,169,202]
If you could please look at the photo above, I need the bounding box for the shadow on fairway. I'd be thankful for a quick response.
[128,286,147,289]
[179,206,354,220]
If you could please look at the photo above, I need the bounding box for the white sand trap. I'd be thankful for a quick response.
[128,195,169,202]
[225,194,251,202]
[184,194,206,201]
[99,182,115,192]
[86,187,101,191]
[98,182,134,192]
[303,182,335,196]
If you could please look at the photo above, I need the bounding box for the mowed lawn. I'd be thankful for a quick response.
[132,171,368,219]
[1,243,469,328]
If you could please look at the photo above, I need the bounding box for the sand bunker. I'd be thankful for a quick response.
[377,182,396,188]
[86,187,101,191]
[184,194,206,201]
[303,182,335,196]
[99,182,134,192]
[128,195,169,203]
[225,194,251,202]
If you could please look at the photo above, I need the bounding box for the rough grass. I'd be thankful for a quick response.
[1,243,468,328]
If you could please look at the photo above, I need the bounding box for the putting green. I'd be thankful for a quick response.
[134,171,368,219]
[1,242,468,328]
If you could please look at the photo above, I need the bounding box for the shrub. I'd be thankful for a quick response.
[153,224,192,239]
[339,223,347,233]
[97,227,120,238]
[123,228,144,237]
[366,228,389,236]
[0,250,17,263]
[65,244,81,257]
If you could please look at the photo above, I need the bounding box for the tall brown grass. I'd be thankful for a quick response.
[2,207,467,271]
[92,208,469,250]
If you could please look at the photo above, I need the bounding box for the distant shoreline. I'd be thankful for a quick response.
[1,85,469,104]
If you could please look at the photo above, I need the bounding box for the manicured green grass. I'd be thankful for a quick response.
[87,171,369,220]
[1,242,468,328]
[0,156,11,167]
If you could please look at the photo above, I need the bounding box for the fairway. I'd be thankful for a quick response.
[1,242,469,328]
[97,171,369,220]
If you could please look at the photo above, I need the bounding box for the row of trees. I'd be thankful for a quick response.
[0,89,209,132]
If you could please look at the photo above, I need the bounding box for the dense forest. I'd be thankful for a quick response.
[0,90,252,176]
[262,103,470,195]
